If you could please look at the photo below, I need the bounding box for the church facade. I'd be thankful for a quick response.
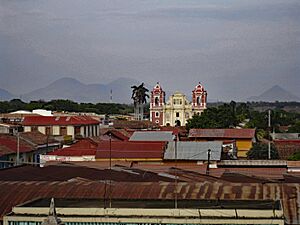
[150,82,207,126]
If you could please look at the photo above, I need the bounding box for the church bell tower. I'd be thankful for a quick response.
[192,82,207,114]
[150,82,165,125]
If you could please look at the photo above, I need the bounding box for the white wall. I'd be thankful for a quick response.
[52,126,60,135]
[37,126,45,134]
[67,126,74,138]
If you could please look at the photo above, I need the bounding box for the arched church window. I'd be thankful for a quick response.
[196,96,201,105]
[155,97,159,106]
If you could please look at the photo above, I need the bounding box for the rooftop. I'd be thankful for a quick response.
[0,181,297,223]
[129,131,174,142]
[189,128,256,139]
[164,141,222,161]
[95,141,167,160]
[22,116,99,126]
[22,198,281,210]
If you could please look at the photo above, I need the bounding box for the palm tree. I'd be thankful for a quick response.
[131,83,149,120]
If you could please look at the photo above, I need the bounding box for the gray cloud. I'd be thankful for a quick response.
[0,0,299,101]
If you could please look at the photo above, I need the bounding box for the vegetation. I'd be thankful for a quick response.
[247,143,279,160]
[0,99,134,115]
[186,101,300,135]
[186,101,249,130]
[288,121,300,133]
[287,151,300,161]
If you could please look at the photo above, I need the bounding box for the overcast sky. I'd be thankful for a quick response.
[0,0,299,101]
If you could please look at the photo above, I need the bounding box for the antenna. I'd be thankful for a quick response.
[268,109,271,160]
[110,89,113,103]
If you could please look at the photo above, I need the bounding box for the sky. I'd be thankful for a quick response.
[0,0,299,101]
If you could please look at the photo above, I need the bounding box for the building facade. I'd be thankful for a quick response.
[22,116,100,140]
[150,82,207,126]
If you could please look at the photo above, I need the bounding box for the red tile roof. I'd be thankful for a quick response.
[0,135,33,156]
[47,147,96,156]
[101,129,130,141]
[47,139,98,156]
[96,141,166,159]
[189,129,256,139]
[22,115,99,126]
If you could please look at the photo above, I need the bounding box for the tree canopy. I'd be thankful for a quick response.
[0,99,134,115]
[131,83,149,106]
[247,142,279,160]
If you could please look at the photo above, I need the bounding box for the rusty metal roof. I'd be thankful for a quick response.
[0,164,175,182]
[189,128,256,139]
[0,181,299,224]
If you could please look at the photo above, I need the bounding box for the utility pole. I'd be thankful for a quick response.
[268,109,271,160]
[109,132,112,208]
[206,149,211,175]
[174,134,178,209]
[16,132,20,166]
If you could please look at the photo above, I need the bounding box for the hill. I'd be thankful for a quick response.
[22,77,140,103]
[0,88,14,101]
[248,85,300,102]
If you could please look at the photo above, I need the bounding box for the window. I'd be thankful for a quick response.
[185,112,189,118]
[155,112,160,118]
[60,126,67,136]
[173,99,182,105]
[155,120,160,124]
[154,97,159,106]
[176,112,180,117]
[197,96,201,105]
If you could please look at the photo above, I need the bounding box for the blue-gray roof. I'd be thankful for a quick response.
[164,141,222,161]
[129,131,174,142]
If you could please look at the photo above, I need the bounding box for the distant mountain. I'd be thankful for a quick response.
[248,85,300,102]
[22,77,140,103]
[0,88,14,101]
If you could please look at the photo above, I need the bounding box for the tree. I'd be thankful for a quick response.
[247,142,279,160]
[288,121,300,133]
[131,83,149,106]
[186,101,242,130]
[131,83,149,120]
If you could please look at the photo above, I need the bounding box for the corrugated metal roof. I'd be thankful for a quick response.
[22,116,99,126]
[95,141,166,159]
[273,133,300,140]
[129,131,174,142]
[189,128,256,139]
[0,134,34,156]
[0,181,299,224]
[0,164,175,182]
[164,141,222,161]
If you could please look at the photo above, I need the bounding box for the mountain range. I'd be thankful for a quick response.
[0,77,140,103]
[0,79,299,103]
[0,88,14,101]
[247,85,300,102]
